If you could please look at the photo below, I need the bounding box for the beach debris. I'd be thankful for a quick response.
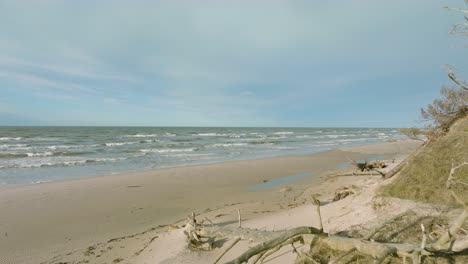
[351,159,387,172]
[184,212,213,250]
[213,237,241,264]
[311,196,323,232]
[237,209,242,228]
[332,187,355,201]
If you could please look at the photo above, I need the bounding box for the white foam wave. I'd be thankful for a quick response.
[336,138,371,143]
[10,157,126,168]
[197,133,228,137]
[105,142,136,147]
[267,136,286,140]
[163,153,214,157]
[273,132,294,135]
[27,152,54,157]
[209,143,248,148]
[140,148,196,153]
[32,180,51,184]
[0,144,29,149]
[124,134,158,138]
[47,145,72,150]
[326,135,350,138]
[0,137,22,141]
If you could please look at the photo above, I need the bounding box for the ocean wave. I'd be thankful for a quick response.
[162,153,214,157]
[335,138,372,143]
[196,133,228,137]
[5,157,126,168]
[273,132,294,135]
[266,136,286,140]
[46,145,73,150]
[104,142,137,147]
[47,144,100,150]
[228,133,246,138]
[272,146,296,150]
[0,144,29,149]
[32,180,51,184]
[27,152,54,157]
[124,134,158,138]
[164,133,176,137]
[140,148,196,153]
[249,141,277,145]
[209,143,248,148]
[0,151,89,159]
[0,137,22,141]
[325,134,350,138]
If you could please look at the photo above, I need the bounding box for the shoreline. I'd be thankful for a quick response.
[0,139,421,264]
[0,139,410,190]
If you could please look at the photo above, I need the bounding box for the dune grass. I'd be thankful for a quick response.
[381,116,468,206]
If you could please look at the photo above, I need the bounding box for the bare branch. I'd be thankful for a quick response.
[214,237,241,264]
[444,6,468,15]
[224,227,324,264]
[446,161,468,189]
[311,197,323,232]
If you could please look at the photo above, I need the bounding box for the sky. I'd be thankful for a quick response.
[0,0,466,127]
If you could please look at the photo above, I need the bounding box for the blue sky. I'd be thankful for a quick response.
[0,0,466,127]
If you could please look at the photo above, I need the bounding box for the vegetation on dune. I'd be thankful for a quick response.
[381,115,468,206]
[421,86,467,135]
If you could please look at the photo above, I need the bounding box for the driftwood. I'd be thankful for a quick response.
[214,237,241,264]
[224,227,324,264]
[311,197,323,231]
[333,188,355,201]
[184,212,213,250]
[350,160,387,172]
[446,161,468,188]
[237,209,242,228]
[330,171,384,177]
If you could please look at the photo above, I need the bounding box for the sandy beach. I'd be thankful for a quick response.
[0,140,421,264]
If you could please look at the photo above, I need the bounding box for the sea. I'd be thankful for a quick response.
[0,127,405,185]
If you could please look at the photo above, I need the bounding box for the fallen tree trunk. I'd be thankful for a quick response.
[224,227,325,264]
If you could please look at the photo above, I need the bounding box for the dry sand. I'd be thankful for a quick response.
[0,140,421,264]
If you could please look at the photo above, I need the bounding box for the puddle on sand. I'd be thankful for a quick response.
[248,172,314,191]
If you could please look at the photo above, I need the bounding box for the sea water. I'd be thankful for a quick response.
[0,127,404,185]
